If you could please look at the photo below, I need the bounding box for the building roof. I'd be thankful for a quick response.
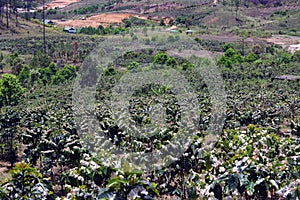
[44,19,55,24]
[63,26,77,33]
[63,26,73,30]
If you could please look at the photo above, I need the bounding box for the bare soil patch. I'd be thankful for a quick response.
[264,35,300,52]
[168,49,214,59]
[54,13,147,28]
[204,16,220,26]
[44,0,80,9]
[143,2,184,14]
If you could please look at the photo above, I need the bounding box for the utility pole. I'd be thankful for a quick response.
[42,0,46,53]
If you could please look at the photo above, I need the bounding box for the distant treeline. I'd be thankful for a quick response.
[73,4,99,15]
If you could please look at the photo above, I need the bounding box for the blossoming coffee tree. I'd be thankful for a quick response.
[72,30,226,198]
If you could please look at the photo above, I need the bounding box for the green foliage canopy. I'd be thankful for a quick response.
[0,74,25,107]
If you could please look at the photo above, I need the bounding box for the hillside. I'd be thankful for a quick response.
[247,0,299,6]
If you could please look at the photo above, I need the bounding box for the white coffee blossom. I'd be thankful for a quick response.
[219,166,225,172]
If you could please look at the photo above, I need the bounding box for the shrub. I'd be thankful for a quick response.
[51,64,76,85]
[122,16,152,27]
[153,52,169,65]
[200,125,300,199]
[252,44,264,55]
[11,57,25,75]
[47,8,57,15]
[127,61,140,70]
[0,74,26,107]
[218,48,243,67]
[159,19,165,26]
[104,66,117,76]
[30,51,51,69]
[79,26,127,35]
[176,16,188,24]
[0,163,54,199]
[292,50,300,62]
[181,62,194,71]
[244,52,259,63]
[279,52,292,64]
[18,65,31,87]
[223,43,234,52]
[166,57,177,67]
[73,4,99,14]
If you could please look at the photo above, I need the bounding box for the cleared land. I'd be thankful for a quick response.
[265,35,300,52]
[44,0,80,9]
[53,13,148,28]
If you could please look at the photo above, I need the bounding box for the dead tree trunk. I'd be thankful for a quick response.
[0,0,2,23]
[14,7,17,26]
[12,0,17,27]
[5,0,8,29]
[43,0,46,53]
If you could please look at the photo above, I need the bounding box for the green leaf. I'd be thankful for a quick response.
[269,179,279,190]
[246,181,255,196]
[254,178,265,186]
[107,178,127,188]
[228,174,239,191]
[128,170,142,176]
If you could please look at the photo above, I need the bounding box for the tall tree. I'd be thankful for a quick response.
[23,0,37,20]
[10,0,20,27]
[0,74,26,107]
[233,0,241,19]
[0,0,4,23]
[6,0,8,29]
[42,0,46,53]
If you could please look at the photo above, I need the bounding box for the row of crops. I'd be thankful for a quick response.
[0,34,300,199]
